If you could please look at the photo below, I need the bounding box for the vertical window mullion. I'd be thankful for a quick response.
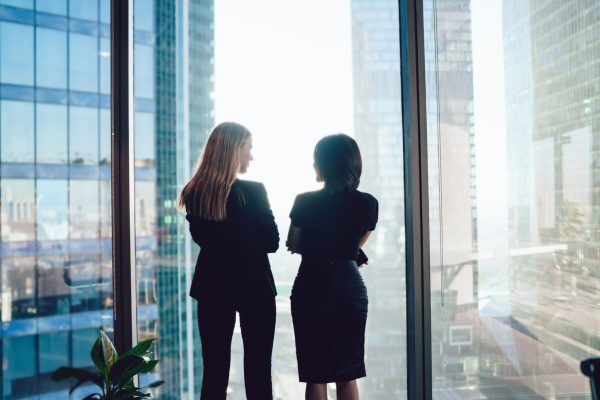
[111,0,137,354]
[399,0,432,399]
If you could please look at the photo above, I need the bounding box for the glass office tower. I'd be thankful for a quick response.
[134,0,213,398]
[426,0,599,397]
[0,1,116,398]
[0,0,213,398]
[350,0,408,397]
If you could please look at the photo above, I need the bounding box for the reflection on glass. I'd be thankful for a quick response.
[100,38,111,94]
[135,112,155,166]
[36,28,67,89]
[69,181,100,239]
[39,332,69,374]
[134,44,155,99]
[425,0,599,398]
[1,100,34,163]
[0,22,33,85]
[69,33,99,93]
[70,106,99,164]
[37,180,68,240]
[37,103,68,164]
[1,0,33,8]
[1,180,35,242]
[0,1,113,397]
[36,0,67,15]
[69,0,98,21]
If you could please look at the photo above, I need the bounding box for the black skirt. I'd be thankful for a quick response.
[291,259,368,383]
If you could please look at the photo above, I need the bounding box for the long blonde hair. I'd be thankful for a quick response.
[179,122,251,220]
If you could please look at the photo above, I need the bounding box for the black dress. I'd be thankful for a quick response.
[289,188,378,383]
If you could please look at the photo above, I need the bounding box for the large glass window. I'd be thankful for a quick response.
[0,1,113,398]
[132,0,406,398]
[36,28,68,89]
[425,0,599,397]
[37,103,68,164]
[69,33,99,93]
[1,100,34,163]
[0,22,34,85]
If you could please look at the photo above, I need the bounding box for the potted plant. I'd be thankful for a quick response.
[52,330,163,399]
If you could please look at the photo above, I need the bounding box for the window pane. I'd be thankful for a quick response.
[1,100,34,163]
[100,38,111,94]
[0,0,33,9]
[69,0,98,21]
[135,112,155,166]
[425,0,599,398]
[100,108,111,165]
[37,179,68,240]
[134,0,407,398]
[39,332,69,374]
[134,44,154,99]
[1,180,35,241]
[70,106,99,164]
[134,0,154,31]
[69,180,100,239]
[0,1,113,397]
[100,0,110,24]
[36,0,67,15]
[0,22,33,85]
[36,28,67,89]
[37,103,68,164]
[69,33,99,93]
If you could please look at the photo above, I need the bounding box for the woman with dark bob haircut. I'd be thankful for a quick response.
[287,134,378,400]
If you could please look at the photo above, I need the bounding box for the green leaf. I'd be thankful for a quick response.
[135,359,159,375]
[99,330,118,369]
[121,338,155,359]
[91,337,108,379]
[109,355,145,385]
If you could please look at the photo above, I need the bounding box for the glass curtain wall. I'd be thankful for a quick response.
[425,0,600,398]
[131,0,407,398]
[0,0,113,398]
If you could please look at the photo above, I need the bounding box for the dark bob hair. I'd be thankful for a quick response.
[314,134,362,193]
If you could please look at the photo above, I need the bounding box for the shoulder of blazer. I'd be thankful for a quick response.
[235,179,266,200]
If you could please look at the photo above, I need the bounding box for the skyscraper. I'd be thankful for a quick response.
[0,0,214,398]
[350,0,407,397]
[503,0,600,393]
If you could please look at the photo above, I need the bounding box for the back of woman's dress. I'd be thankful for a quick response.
[289,188,378,383]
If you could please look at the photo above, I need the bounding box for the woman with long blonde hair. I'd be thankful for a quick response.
[179,122,279,400]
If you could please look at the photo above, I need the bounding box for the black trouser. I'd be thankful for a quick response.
[196,296,276,400]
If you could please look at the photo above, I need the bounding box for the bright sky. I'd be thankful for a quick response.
[214,0,353,226]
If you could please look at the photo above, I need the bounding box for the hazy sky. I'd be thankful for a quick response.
[214,0,353,225]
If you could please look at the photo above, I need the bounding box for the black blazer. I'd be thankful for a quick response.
[186,179,279,301]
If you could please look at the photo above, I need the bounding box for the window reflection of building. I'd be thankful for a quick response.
[0,2,119,398]
[350,0,407,397]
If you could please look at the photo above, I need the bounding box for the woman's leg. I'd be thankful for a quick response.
[336,380,359,400]
[239,296,276,400]
[197,300,236,400]
[306,383,327,400]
